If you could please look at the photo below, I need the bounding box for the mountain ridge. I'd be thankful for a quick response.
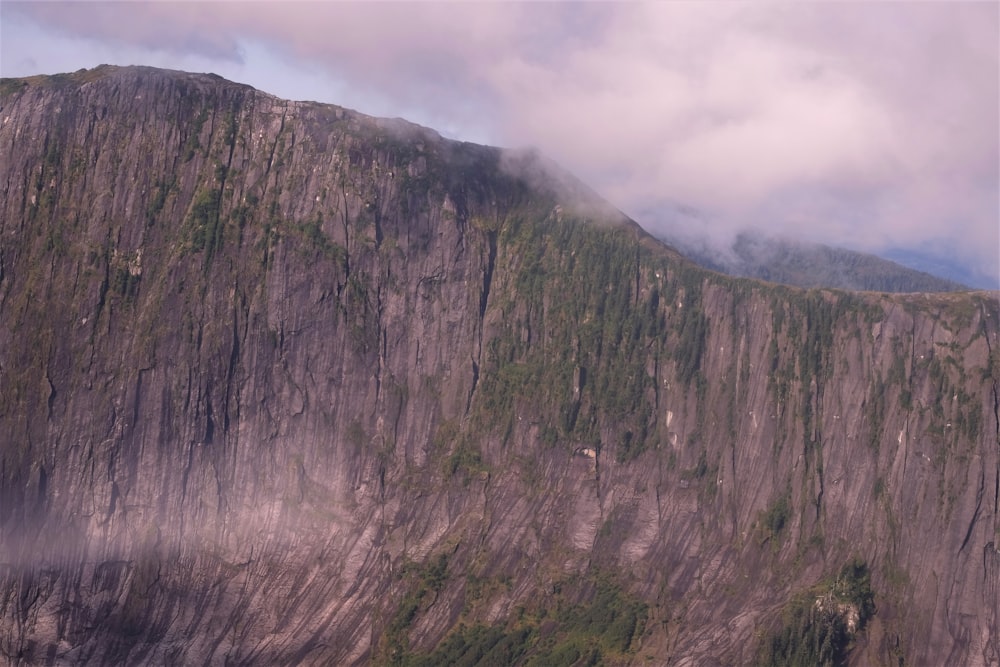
[663,229,973,293]
[0,66,998,666]
[4,64,975,293]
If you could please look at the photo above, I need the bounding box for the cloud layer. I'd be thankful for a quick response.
[3,2,997,285]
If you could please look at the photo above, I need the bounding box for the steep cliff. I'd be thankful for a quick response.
[1,66,997,666]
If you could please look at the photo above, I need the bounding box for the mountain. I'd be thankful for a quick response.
[1,66,998,666]
[662,230,973,293]
[882,247,998,292]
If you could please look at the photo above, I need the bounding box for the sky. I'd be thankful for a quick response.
[2,1,998,288]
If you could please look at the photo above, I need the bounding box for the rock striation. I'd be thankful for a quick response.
[0,66,998,665]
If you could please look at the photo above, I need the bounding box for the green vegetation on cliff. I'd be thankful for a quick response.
[390,573,647,667]
[756,559,876,667]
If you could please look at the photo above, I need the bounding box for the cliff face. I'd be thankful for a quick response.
[0,66,998,666]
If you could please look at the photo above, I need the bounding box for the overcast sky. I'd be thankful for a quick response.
[3,2,998,287]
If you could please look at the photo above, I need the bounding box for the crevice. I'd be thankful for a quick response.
[633,245,640,308]
[106,481,119,520]
[0,250,5,290]
[979,302,1000,521]
[180,441,195,503]
[655,464,664,528]
[373,197,383,249]
[594,447,603,510]
[959,479,983,554]
[132,368,150,428]
[479,230,497,324]
[731,426,739,538]
[339,184,352,282]
[225,100,240,166]
[377,458,386,509]
[261,106,287,196]
[466,359,479,416]
[480,472,493,546]
[204,381,215,445]
[374,283,386,407]
[45,372,56,420]
[466,230,497,413]
[815,460,825,521]
[223,304,240,436]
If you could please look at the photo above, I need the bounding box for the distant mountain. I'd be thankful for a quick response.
[666,231,972,292]
[882,247,997,291]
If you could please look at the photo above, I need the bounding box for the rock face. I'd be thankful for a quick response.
[0,66,998,665]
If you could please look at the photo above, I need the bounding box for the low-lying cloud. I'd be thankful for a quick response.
[4,2,998,284]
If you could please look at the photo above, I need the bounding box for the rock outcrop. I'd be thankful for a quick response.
[1,66,998,665]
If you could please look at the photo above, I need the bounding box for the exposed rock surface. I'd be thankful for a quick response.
[0,66,998,665]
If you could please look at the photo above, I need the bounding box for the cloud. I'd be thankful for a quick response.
[3,1,998,282]
[7,2,245,61]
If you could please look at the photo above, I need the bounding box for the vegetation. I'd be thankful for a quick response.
[756,558,876,667]
[472,209,674,462]
[444,440,488,481]
[390,574,647,667]
[381,553,453,664]
[183,107,208,161]
[760,491,792,542]
[146,177,175,225]
[187,186,223,263]
[1,66,119,97]
[295,212,346,262]
[0,77,28,97]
